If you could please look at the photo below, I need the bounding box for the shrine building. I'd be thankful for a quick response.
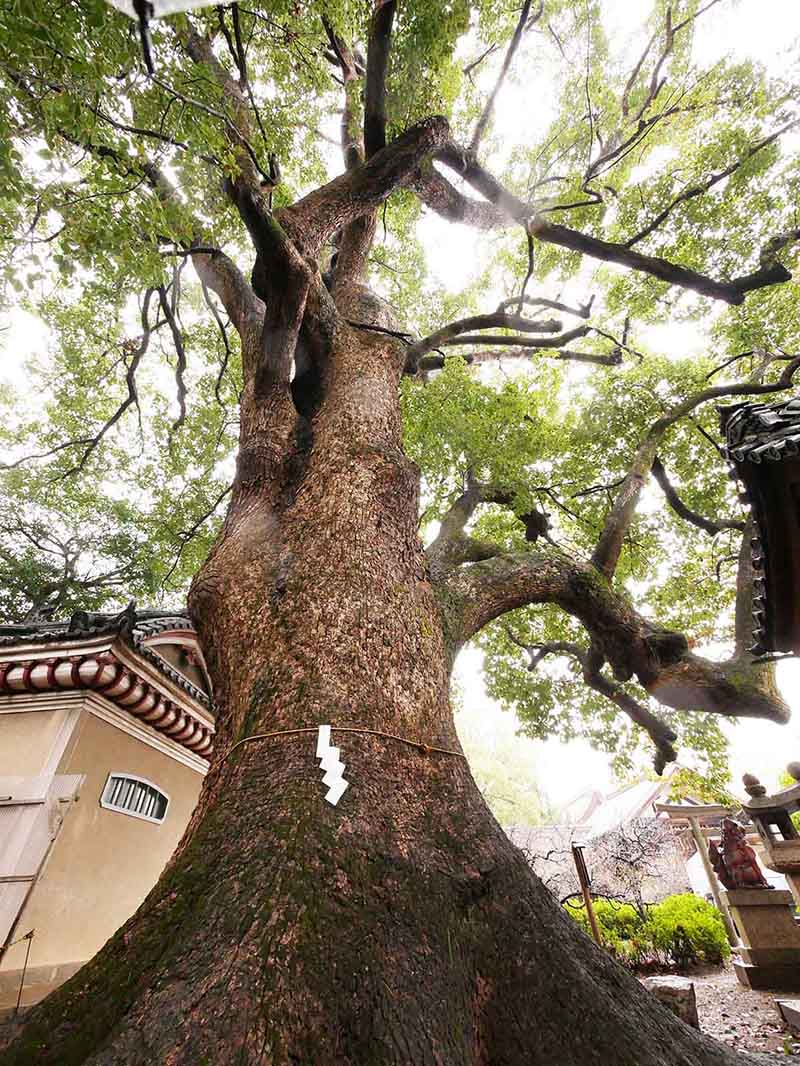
[0,606,214,1012]
[722,397,800,656]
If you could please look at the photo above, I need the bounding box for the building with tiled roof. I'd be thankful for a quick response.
[0,605,214,1012]
[722,397,800,656]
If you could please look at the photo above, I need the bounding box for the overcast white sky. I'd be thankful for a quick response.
[3,0,800,812]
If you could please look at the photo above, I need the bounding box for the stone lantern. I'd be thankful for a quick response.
[741,768,800,904]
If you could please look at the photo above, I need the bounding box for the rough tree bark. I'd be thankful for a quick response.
[2,9,793,1062]
[1,292,772,1066]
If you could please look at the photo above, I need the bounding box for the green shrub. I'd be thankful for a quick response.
[564,893,729,971]
[649,894,730,967]
[565,900,652,967]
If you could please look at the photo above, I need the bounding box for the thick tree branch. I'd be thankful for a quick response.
[439,548,789,726]
[651,456,744,536]
[408,162,509,229]
[417,343,621,373]
[495,295,595,319]
[411,146,797,304]
[279,116,450,258]
[233,185,313,395]
[190,247,261,338]
[319,13,375,290]
[364,1,396,158]
[407,311,563,369]
[427,479,550,580]
[412,317,638,373]
[529,217,761,305]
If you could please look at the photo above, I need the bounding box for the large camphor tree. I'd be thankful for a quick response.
[2,0,799,1061]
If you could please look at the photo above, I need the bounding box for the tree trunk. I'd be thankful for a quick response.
[2,324,764,1065]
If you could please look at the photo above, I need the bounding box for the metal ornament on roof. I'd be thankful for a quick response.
[105,0,222,73]
[720,397,800,658]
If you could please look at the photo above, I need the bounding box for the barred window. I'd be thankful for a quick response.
[100,774,169,824]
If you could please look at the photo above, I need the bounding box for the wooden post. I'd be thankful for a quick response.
[572,843,602,946]
[687,815,738,947]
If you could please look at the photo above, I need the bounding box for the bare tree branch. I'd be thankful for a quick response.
[158,284,188,440]
[162,484,233,587]
[1,291,159,476]
[627,119,800,248]
[650,456,744,536]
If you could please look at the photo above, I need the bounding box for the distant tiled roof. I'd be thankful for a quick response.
[0,605,214,758]
[721,397,800,655]
[0,604,189,647]
[0,605,210,707]
[723,398,800,465]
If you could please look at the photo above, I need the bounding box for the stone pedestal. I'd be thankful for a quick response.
[724,889,800,991]
[776,999,800,1034]
[641,976,699,1028]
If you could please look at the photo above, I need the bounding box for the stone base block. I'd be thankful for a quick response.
[734,960,800,992]
[739,946,800,967]
[722,888,800,950]
[641,976,699,1028]
[776,999,800,1033]
[726,889,794,907]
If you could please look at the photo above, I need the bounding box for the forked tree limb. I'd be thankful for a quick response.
[409,324,588,372]
[407,311,563,366]
[416,343,621,373]
[6,66,261,338]
[626,119,800,248]
[321,15,364,171]
[279,115,451,257]
[438,548,789,726]
[583,0,725,186]
[507,633,678,772]
[1,291,160,476]
[327,0,396,290]
[409,145,799,304]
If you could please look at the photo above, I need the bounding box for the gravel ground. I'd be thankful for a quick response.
[687,963,800,1056]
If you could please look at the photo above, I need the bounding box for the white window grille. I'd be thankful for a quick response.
[100,774,169,824]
